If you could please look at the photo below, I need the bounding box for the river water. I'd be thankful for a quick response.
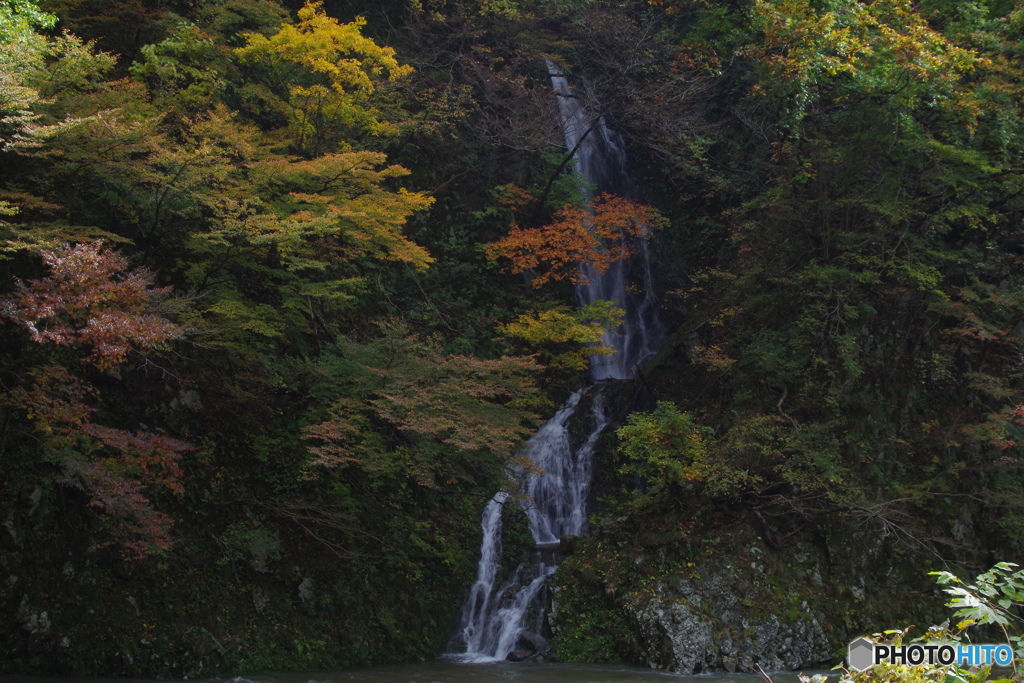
[1,664,827,683]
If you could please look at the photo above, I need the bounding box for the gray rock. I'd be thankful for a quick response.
[298,577,314,605]
[627,591,715,673]
[3,512,20,549]
[252,587,270,613]
[18,595,51,635]
[625,572,831,675]
[26,487,42,516]
[515,629,547,653]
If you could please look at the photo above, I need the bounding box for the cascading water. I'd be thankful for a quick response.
[450,62,661,663]
[453,391,606,662]
[548,61,663,380]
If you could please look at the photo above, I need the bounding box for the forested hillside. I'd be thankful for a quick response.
[1,0,1023,675]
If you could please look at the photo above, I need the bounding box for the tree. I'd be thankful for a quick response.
[130,22,228,122]
[234,1,413,157]
[304,325,542,488]
[0,0,55,44]
[2,241,184,371]
[0,27,115,153]
[497,299,622,372]
[2,242,190,558]
[486,192,664,287]
[0,28,125,253]
[615,401,752,498]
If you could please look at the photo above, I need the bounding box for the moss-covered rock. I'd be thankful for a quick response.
[550,499,952,674]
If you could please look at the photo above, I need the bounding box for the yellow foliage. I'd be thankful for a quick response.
[498,300,623,371]
[746,0,982,126]
[235,1,412,155]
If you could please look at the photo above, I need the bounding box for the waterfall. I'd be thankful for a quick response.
[450,61,660,663]
[452,391,609,662]
[522,390,606,545]
[548,60,663,381]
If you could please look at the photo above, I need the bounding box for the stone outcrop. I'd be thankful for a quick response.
[547,505,951,675]
[622,569,831,674]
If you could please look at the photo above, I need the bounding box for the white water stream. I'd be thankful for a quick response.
[548,61,662,380]
[451,62,661,662]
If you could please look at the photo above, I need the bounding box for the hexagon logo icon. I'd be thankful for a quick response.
[848,637,876,671]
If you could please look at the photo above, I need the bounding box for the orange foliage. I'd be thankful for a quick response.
[368,352,541,454]
[485,193,663,288]
[302,328,543,488]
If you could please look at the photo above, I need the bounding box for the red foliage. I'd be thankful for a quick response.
[7,364,192,559]
[60,459,179,560]
[987,404,1024,451]
[1,242,185,371]
[81,424,187,496]
[2,243,192,559]
[485,193,663,287]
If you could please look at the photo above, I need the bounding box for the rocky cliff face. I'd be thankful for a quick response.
[548,490,953,673]
[620,561,831,673]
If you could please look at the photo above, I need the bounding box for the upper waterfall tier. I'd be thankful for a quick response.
[547,61,663,380]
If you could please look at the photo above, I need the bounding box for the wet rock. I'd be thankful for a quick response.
[180,626,225,662]
[559,535,579,554]
[3,512,20,550]
[184,660,203,679]
[515,629,547,653]
[252,587,270,613]
[171,390,202,412]
[952,511,974,545]
[506,649,533,662]
[26,487,42,516]
[627,592,715,673]
[625,571,831,675]
[547,589,562,636]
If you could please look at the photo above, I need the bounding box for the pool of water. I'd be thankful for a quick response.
[1,661,828,683]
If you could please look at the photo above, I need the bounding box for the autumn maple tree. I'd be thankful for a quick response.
[497,300,623,372]
[486,192,664,287]
[304,325,543,489]
[234,0,413,157]
[3,242,185,371]
[2,242,190,559]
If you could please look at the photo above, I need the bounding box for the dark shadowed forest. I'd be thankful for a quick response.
[2,0,1024,675]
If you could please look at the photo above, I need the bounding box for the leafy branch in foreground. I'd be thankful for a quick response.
[832,563,1024,683]
[932,563,1024,661]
